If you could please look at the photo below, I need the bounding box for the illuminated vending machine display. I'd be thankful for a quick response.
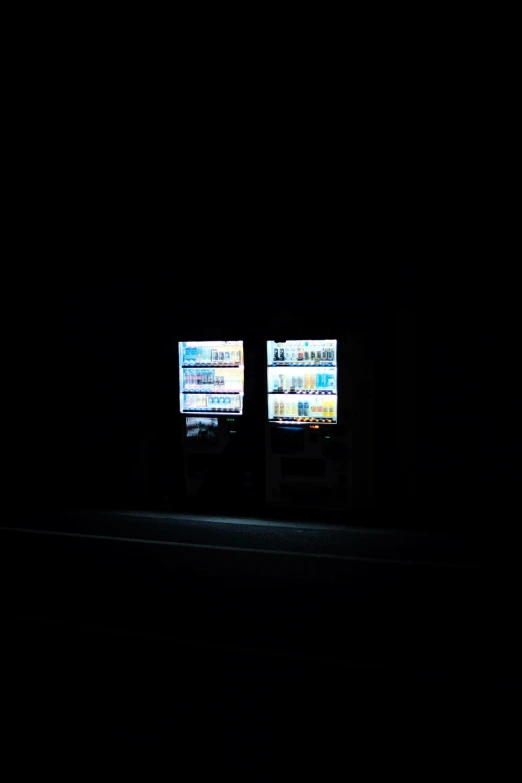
[179,340,244,416]
[267,339,337,424]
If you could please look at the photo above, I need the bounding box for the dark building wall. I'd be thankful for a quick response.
[13,273,500,532]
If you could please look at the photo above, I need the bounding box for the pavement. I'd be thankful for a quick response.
[0,511,518,770]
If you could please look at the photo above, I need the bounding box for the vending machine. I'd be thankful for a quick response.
[265,339,352,510]
[179,340,245,500]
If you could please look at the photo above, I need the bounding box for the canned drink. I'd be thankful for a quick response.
[225,397,231,406]
[304,401,309,417]
[298,401,304,416]
[219,396,225,405]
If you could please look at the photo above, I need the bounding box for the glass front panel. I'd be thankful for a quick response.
[267,339,337,424]
[179,340,244,415]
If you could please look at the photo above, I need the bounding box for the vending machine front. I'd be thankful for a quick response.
[265,339,352,510]
[179,340,245,500]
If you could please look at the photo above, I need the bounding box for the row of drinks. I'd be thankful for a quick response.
[271,396,336,418]
[271,341,335,364]
[183,369,240,391]
[184,394,241,410]
[271,372,336,391]
[183,347,242,365]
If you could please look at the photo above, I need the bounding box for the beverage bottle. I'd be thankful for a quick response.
[297,375,303,389]
[328,342,335,362]
[304,374,310,389]
[298,343,304,361]
[292,400,298,416]
[274,400,279,416]
[309,372,316,390]
[273,375,279,392]
[298,400,304,417]
[274,346,279,362]
[304,400,310,418]
[317,400,323,417]
[329,401,335,418]
[280,399,285,415]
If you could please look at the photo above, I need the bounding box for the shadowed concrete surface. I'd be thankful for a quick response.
[1,512,519,771]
